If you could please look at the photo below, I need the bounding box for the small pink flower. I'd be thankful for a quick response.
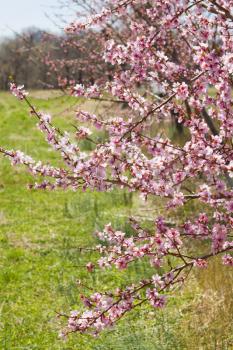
[222,254,233,266]
[86,262,95,272]
[226,201,233,212]
[146,289,166,308]
[193,259,208,268]
[72,84,85,96]
[174,82,189,100]
[10,82,28,100]
[76,127,92,139]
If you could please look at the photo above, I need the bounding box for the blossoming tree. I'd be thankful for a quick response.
[1,0,233,338]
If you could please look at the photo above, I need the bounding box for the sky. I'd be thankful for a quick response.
[0,0,74,38]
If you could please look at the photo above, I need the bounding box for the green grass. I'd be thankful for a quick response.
[0,92,232,349]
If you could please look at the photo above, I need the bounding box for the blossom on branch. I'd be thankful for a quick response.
[1,0,233,338]
[9,83,28,100]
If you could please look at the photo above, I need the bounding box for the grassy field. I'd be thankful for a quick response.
[0,91,232,350]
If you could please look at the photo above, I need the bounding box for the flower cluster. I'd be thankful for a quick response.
[71,84,100,98]
[9,83,28,100]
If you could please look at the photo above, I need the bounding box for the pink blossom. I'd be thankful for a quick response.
[212,224,227,254]
[86,262,95,272]
[146,289,166,308]
[222,254,233,266]
[226,201,233,212]
[174,82,189,100]
[10,82,28,100]
[76,127,92,139]
[193,259,208,268]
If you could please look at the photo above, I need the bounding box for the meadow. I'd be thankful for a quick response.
[0,91,232,350]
